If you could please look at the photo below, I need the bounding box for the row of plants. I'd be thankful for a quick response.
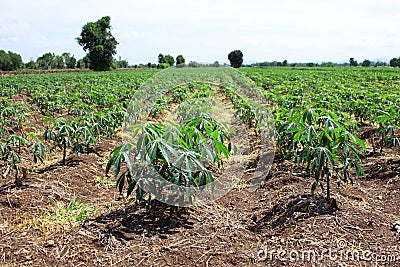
[238,67,400,204]
[0,70,159,187]
[242,67,400,153]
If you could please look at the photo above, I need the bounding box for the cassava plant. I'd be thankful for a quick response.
[278,108,366,202]
[106,117,234,210]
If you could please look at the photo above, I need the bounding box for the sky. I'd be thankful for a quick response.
[0,0,399,64]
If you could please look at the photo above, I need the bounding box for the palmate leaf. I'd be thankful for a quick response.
[302,108,317,124]
[214,139,230,160]
[344,130,367,151]
[106,144,125,176]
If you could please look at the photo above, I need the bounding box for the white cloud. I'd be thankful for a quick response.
[0,0,399,63]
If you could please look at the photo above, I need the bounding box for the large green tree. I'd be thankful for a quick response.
[164,54,175,66]
[0,50,23,71]
[176,55,185,65]
[389,57,400,67]
[76,16,118,71]
[228,50,243,68]
[361,59,371,67]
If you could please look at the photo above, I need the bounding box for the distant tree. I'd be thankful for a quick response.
[213,61,220,67]
[389,58,400,67]
[282,59,288,67]
[62,52,77,69]
[374,61,387,67]
[37,52,56,69]
[0,50,23,71]
[0,50,11,71]
[188,61,201,68]
[361,59,371,67]
[77,54,90,69]
[115,56,129,68]
[164,55,175,66]
[8,51,23,70]
[349,57,358,67]
[158,63,170,69]
[158,53,165,64]
[25,60,37,69]
[147,62,152,68]
[228,50,243,68]
[76,59,84,69]
[76,16,118,71]
[55,55,65,69]
[176,55,185,65]
[321,62,334,67]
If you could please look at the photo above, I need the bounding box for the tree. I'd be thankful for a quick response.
[115,57,129,68]
[164,54,175,66]
[213,61,220,67]
[0,50,23,71]
[349,57,358,67]
[76,16,118,71]
[158,53,165,64]
[361,59,371,67]
[8,51,23,70]
[321,62,334,67]
[37,52,56,69]
[77,54,90,69]
[188,61,201,68]
[282,59,288,67]
[228,50,243,68]
[62,52,77,69]
[0,50,11,71]
[389,58,400,67]
[25,60,37,69]
[176,55,185,65]
[55,55,65,69]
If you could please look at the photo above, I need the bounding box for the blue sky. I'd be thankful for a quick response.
[0,0,399,64]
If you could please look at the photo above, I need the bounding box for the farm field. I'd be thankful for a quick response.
[0,67,399,266]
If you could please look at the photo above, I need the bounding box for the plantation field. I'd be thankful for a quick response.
[0,67,399,266]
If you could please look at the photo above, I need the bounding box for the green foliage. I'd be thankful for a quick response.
[276,108,365,200]
[115,58,129,68]
[76,16,119,71]
[176,55,185,66]
[49,196,95,223]
[164,55,175,66]
[228,50,243,68]
[37,52,56,70]
[362,59,371,67]
[349,57,358,67]
[241,66,400,201]
[62,52,77,69]
[107,116,234,207]
[158,53,165,64]
[0,50,23,71]
[389,57,400,68]
[44,118,75,165]
[158,63,170,69]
